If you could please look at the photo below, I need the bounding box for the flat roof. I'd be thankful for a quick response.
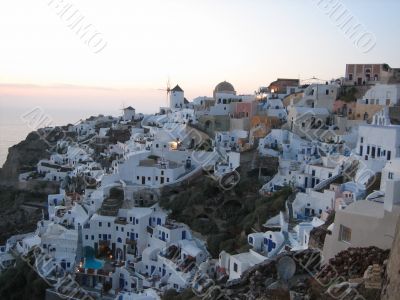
[344,200,385,218]
[232,251,266,266]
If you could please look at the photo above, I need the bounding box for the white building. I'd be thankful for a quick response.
[323,179,400,261]
[41,223,78,272]
[123,106,136,122]
[358,84,400,106]
[170,85,185,110]
[219,250,266,281]
[292,189,336,219]
[295,83,339,111]
[356,124,400,161]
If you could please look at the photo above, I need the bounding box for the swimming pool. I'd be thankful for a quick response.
[84,258,104,270]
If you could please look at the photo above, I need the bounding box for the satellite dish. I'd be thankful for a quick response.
[277,256,296,281]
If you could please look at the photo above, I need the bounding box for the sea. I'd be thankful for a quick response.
[0,107,121,167]
[0,87,169,167]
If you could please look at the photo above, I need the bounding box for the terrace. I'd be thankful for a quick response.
[114,217,128,225]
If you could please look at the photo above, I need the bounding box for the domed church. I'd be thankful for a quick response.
[213,81,236,99]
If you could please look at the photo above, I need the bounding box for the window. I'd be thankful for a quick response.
[389,172,394,179]
[349,74,353,81]
[108,222,111,227]
[233,263,238,272]
[325,89,329,95]
[91,235,94,240]
[99,222,102,227]
[360,137,364,143]
[85,235,88,240]
[339,225,352,243]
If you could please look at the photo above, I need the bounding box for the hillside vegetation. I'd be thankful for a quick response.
[160,172,292,258]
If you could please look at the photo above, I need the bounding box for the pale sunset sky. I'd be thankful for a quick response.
[1,0,400,116]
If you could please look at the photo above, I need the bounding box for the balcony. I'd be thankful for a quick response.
[115,217,127,225]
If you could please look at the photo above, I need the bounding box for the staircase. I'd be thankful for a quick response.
[286,192,297,221]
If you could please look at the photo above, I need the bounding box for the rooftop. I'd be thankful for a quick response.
[171,85,184,92]
[344,200,385,218]
[232,251,266,266]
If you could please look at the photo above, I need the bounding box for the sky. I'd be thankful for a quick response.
[1,0,400,116]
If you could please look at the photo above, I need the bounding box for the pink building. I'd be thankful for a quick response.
[231,101,257,118]
[332,100,356,116]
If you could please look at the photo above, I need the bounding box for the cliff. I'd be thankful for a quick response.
[0,127,71,186]
[0,128,66,243]
[0,131,49,185]
[381,215,400,300]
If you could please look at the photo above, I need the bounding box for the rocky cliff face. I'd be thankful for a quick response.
[0,128,66,243]
[0,131,50,185]
[0,127,71,186]
[381,216,400,300]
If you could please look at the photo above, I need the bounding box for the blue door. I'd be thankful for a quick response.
[268,240,275,252]
[119,278,124,289]
[305,208,310,217]
[182,231,186,240]
[103,234,107,240]
[161,232,165,241]
[130,233,135,240]
[151,266,155,274]
[157,218,161,225]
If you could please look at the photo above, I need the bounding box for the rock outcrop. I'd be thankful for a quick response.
[0,131,49,185]
[381,216,400,300]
